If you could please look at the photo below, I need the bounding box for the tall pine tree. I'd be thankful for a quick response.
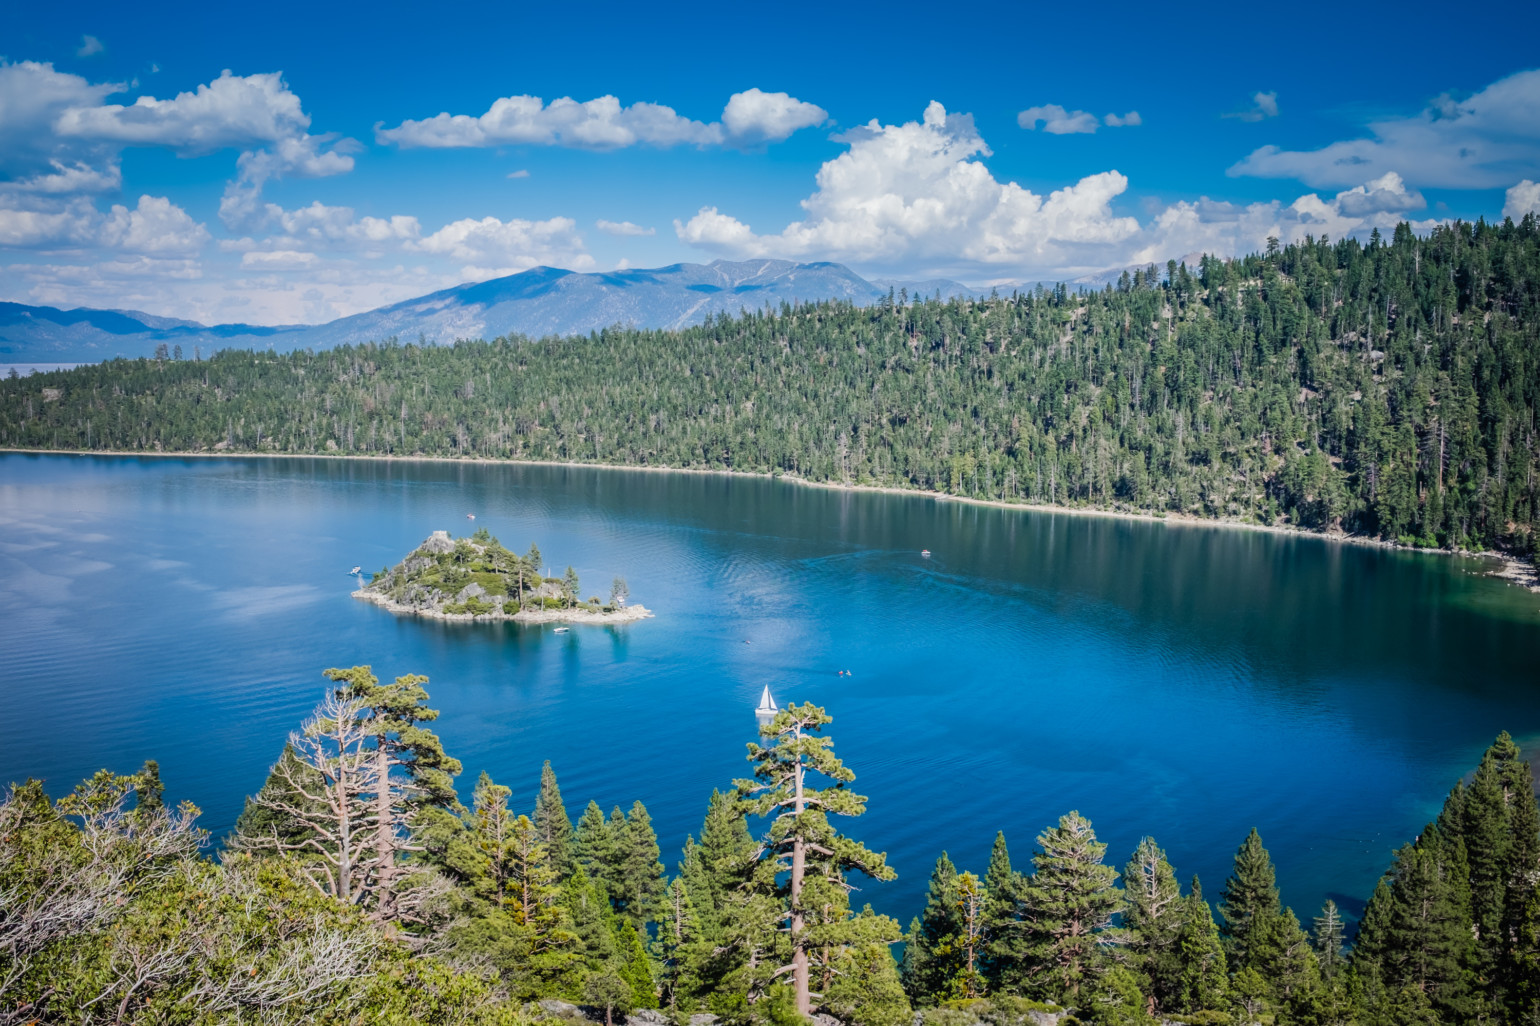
[736,702,895,1017]
[1122,837,1184,1013]
[1020,811,1125,1005]
[535,760,572,878]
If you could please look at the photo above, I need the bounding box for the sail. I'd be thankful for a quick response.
[756,685,777,714]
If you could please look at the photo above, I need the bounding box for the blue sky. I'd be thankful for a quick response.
[3,0,1540,325]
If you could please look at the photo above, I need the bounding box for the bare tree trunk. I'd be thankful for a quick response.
[373,743,395,921]
[791,723,809,1017]
[336,775,353,903]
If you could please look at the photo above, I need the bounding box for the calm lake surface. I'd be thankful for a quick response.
[3,453,1538,925]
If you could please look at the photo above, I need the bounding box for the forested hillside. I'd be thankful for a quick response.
[5,219,1539,555]
[6,669,1538,1025]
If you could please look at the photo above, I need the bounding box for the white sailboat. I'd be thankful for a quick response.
[755,685,778,723]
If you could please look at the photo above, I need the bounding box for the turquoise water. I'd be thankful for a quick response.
[3,453,1538,925]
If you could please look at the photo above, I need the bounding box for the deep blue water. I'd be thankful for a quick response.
[3,453,1538,926]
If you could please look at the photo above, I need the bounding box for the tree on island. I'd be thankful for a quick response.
[562,566,580,608]
[735,702,896,1017]
[610,576,629,607]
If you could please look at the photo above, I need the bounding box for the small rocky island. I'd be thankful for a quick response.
[354,528,651,625]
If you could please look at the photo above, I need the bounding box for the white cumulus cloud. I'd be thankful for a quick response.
[99,195,210,254]
[413,215,593,278]
[1503,180,1540,220]
[1230,70,1540,189]
[677,101,1141,277]
[76,36,105,58]
[377,88,825,150]
[0,193,206,253]
[1104,111,1142,128]
[720,88,827,143]
[56,70,311,152]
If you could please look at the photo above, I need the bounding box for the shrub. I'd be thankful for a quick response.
[503,600,520,615]
[442,602,466,615]
[463,597,495,616]
[543,597,562,610]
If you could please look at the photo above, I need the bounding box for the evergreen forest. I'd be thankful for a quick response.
[5,220,1540,559]
[3,667,1537,1026]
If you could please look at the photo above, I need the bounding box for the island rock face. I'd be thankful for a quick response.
[354,529,650,625]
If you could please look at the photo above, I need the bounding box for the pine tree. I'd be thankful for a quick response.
[1219,828,1282,973]
[473,815,580,997]
[1174,877,1227,1014]
[1122,837,1184,1012]
[135,759,163,813]
[666,792,760,1010]
[573,799,618,892]
[951,871,987,999]
[324,665,463,921]
[1020,810,1125,1004]
[682,789,755,937]
[824,907,911,1026]
[736,702,895,1017]
[565,865,619,971]
[617,920,657,1009]
[535,760,572,878]
[656,874,708,1011]
[1498,742,1540,1017]
[1312,899,1346,980]
[615,799,665,928]
[900,853,961,1002]
[1511,881,1540,1024]
[1354,826,1476,1020]
[473,770,516,902]
[982,831,1027,994]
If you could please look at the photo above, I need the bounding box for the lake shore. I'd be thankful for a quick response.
[353,587,653,625]
[7,445,1537,591]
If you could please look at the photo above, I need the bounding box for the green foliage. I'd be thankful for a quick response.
[12,223,1540,559]
[736,702,897,1015]
[535,759,573,878]
[1122,837,1184,1013]
[1174,878,1228,1014]
[1218,828,1280,973]
[981,831,1029,994]
[613,799,666,928]
[903,853,963,1002]
[1020,811,1125,1003]
[7,673,1540,1025]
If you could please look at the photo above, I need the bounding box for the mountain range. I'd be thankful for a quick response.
[0,259,1001,365]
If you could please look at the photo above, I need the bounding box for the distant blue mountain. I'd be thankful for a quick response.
[0,259,987,363]
[0,302,301,363]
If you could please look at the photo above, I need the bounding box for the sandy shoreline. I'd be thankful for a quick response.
[353,588,654,625]
[7,445,1537,592]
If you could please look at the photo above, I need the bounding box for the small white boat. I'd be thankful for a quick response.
[466,513,476,520]
[920,549,931,558]
[755,685,778,721]
[553,626,570,634]
[348,565,362,575]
